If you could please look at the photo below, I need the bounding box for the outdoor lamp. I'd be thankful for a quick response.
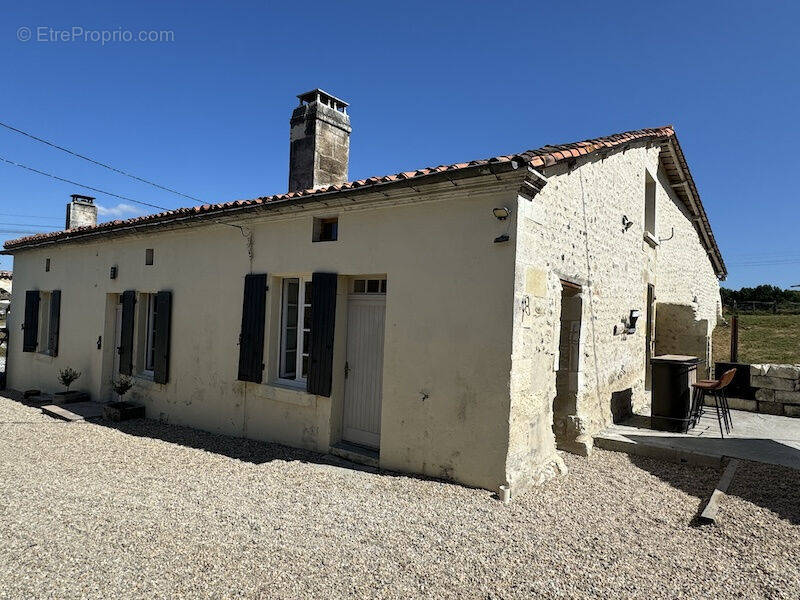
[627,310,641,332]
[492,207,511,220]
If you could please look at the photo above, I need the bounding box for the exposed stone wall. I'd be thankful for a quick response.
[507,144,721,491]
[652,166,721,379]
[65,198,97,229]
[289,102,351,191]
[744,364,800,417]
[654,303,710,374]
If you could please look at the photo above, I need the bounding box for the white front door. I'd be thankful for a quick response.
[342,294,386,449]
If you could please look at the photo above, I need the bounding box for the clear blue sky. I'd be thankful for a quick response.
[1,1,798,289]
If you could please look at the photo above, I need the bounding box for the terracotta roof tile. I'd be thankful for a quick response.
[6,124,724,279]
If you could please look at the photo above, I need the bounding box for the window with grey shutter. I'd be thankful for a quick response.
[153,291,172,384]
[22,290,40,353]
[237,274,268,383]
[119,290,136,375]
[48,290,61,357]
[307,272,337,397]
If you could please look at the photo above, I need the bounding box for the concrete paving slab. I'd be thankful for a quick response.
[596,409,800,470]
[40,401,103,422]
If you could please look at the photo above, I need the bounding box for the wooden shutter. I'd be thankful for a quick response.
[48,290,61,357]
[237,274,267,383]
[153,291,172,384]
[307,272,337,397]
[22,290,40,353]
[119,290,136,375]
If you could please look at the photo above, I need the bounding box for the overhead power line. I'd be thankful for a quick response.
[0,120,203,203]
[0,222,61,229]
[0,155,169,211]
[0,228,53,235]
[0,212,62,221]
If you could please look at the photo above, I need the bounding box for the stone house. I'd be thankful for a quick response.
[0,271,11,319]
[2,90,725,495]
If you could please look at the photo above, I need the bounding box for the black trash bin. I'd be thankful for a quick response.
[650,354,700,432]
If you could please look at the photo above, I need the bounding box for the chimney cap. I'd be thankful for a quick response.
[296,88,349,110]
[70,194,96,203]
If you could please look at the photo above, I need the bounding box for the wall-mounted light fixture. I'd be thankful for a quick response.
[627,309,641,333]
[492,207,511,220]
[494,233,510,243]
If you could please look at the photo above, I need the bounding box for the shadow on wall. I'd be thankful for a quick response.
[626,446,800,526]
[655,303,710,377]
[611,388,633,424]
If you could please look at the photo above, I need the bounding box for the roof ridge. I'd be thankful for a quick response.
[3,125,675,251]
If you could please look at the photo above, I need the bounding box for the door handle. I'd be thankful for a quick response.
[344,361,350,379]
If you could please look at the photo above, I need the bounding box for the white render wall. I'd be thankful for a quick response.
[5,179,519,492]
[507,145,721,491]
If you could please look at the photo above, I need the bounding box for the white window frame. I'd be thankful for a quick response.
[351,277,387,295]
[278,276,312,386]
[143,293,157,376]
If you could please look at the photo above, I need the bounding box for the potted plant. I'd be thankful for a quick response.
[103,376,145,421]
[55,368,87,403]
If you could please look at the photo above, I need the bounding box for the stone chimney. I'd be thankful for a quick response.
[65,194,98,229]
[289,89,351,192]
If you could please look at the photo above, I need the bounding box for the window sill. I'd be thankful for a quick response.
[135,371,154,382]
[643,232,659,248]
[250,382,316,408]
[34,352,54,363]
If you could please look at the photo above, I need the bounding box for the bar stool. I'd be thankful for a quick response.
[691,368,736,437]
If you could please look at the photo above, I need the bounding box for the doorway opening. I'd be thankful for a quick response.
[341,277,387,452]
[552,280,583,450]
[645,284,655,391]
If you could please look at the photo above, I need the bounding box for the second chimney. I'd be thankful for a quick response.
[289,89,351,192]
[65,194,98,229]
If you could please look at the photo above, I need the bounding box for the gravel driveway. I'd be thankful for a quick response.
[0,395,797,599]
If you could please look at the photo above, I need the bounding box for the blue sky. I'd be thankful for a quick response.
[1,1,798,289]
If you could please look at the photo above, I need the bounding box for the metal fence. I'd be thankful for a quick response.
[728,300,800,315]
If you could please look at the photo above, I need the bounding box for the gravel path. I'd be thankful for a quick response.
[0,395,797,599]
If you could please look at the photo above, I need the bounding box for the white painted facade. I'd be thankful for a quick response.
[3,140,723,495]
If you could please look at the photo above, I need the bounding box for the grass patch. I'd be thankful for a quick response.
[713,313,800,365]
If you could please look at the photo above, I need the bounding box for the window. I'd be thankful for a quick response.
[279,277,312,382]
[145,248,154,266]
[644,171,656,237]
[144,294,157,372]
[45,258,51,272]
[37,292,51,354]
[352,278,386,295]
[313,217,338,242]
[135,293,158,375]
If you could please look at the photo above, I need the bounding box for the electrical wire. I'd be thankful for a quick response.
[0,213,62,221]
[0,120,202,203]
[0,155,169,211]
[0,223,61,230]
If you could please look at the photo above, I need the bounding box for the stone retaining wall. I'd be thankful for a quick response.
[720,364,800,417]
[750,364,800,417]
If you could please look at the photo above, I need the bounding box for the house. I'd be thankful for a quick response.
[0,270,11,293]
[1,90,725,495]
[0,271,11,320]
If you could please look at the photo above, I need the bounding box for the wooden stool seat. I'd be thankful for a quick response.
[690,368,736,436]
[692,380,719,390]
